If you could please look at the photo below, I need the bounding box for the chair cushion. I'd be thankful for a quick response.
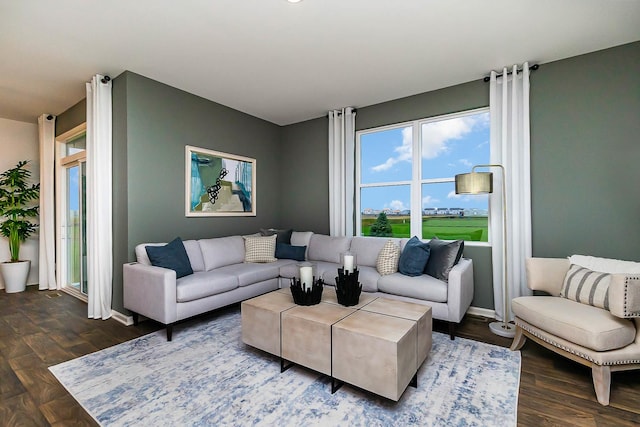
[378,272,448,303]
[176,271,238,302]
[560,264,611,310]
[512,296,636,352]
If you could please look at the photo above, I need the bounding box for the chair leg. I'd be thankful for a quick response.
[448,322,456,340]
[592,364,611,406]
[166,324,173,342]
[510,326,527,351]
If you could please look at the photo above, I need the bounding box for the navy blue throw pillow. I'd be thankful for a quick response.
[145,237,193,278]
[275,243,306,261]
[398,236,431,276]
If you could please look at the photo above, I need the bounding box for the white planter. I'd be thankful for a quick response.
[1,260,30,293]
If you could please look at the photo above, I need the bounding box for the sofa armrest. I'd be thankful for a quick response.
[446,258,474,323]
[609,274,640,318]
[123,262,178,325]
[525,258,570,296]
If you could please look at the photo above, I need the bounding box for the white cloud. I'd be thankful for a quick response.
[422,195,440,207]
[388,199,407,210]
[459,158,472,167]
[447,190,461,199]
[371,127,412,172]
[422,116,477,159]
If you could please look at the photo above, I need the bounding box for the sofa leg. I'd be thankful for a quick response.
[448,322,456,340]
[167,324,173,342]
[132,312,139,326]
[510,326,527,351]
[592,364,611,406]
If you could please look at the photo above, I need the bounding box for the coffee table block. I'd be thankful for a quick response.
[332,310,417,401]
[361,298,432,366]
[281,304,355,375]
[241,292,296,356]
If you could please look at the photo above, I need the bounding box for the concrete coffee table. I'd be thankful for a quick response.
[241,290,432,401]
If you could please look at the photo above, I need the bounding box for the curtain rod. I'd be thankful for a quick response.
[483,64,539,82]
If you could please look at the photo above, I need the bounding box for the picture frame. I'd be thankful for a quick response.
[185,145,256,217]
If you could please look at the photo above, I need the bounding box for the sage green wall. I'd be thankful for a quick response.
[529,41,640,259]
[280,41,640,310]
[111,71,282,313]
[55,98,86,137]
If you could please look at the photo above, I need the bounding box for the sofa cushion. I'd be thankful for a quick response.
[244,235,277,263]
[176,271,238,302]
[349,237,400,268]
[182,240,205,272]
[377,240,400,276]
[275,243,306,261]
[260,228,293,244]
[145,237,193,279]
[378,272,448,303]
[215,262,283,287]
[512,296,636,352]
[398,237,431,276]
[424,238,464,281]
[199,236,245,270]
[352,265,381,293]
[308,235,351,264]
[560,264,611,310]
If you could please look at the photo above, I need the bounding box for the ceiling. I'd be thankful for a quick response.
[2,1,639,126]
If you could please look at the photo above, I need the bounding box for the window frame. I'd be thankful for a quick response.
[355,107,491,246]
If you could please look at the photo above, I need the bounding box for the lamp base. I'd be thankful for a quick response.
[489,321,516,338]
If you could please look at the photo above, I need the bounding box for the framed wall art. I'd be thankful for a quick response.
[185,145,256,217]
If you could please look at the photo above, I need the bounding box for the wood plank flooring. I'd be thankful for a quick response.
[1,287,639,426]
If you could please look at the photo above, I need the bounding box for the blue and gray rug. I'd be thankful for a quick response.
[50,309,520,426]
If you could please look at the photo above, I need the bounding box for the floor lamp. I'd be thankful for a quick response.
[454,164,516,338]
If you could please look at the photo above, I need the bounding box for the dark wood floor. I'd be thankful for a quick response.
[1,287,639,426]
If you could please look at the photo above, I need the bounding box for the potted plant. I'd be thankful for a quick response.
[0,160,40,293]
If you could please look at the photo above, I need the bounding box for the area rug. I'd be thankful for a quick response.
[50,309,520,426]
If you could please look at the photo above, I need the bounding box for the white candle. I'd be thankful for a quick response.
[300,266,313,291]
[343,255,354,274]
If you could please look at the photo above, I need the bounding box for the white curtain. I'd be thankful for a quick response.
[38,114,57,290]
[86,75,113,320]
[489,63,533,322]
[328,107,356,236]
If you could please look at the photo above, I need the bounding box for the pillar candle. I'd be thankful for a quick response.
[343,255,354,274]
[300,266,313,291]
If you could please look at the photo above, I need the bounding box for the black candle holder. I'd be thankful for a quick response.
[335,268,362,306]
[290,277,324,306]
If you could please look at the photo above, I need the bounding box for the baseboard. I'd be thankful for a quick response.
[467,306,496,319]
[111,309,134,326]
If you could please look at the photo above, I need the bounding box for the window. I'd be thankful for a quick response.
[356,108,490,242]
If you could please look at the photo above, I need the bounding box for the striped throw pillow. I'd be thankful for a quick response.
[376,240,400,276]
[244,235,277,263]
[560,264,611,310]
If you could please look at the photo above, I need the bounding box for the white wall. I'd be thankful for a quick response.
[0,117,39,289]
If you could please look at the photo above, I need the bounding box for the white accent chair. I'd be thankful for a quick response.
[510,256,640,406]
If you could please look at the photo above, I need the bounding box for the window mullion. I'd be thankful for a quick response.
[410,123,422,238]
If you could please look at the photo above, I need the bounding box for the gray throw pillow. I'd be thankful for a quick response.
[423,238,464,281]
[260,228,293,245]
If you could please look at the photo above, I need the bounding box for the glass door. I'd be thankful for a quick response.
[56,125,88,300]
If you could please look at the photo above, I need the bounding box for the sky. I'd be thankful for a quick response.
[359,111,490,213]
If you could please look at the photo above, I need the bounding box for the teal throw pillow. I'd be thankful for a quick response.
[398,236,431,276]
[275,243,306,261]
[145,237,193,278]
[424,238,464,281]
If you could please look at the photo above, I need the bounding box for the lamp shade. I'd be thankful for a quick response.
[455,172,493,194]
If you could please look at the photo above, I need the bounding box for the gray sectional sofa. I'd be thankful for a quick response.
[123,231,474,341]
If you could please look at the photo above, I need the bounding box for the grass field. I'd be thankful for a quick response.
[361,215,488,241]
